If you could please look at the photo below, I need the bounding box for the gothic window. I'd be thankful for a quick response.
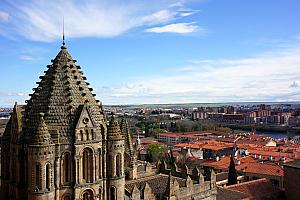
[108,155,112,177]
[63,152,72,184]
[80,130,84,141]
[110,187,117,200]
[116,154,121,177]
[36,164,41,190]
[91,129,94,140]
[62,195,71,200]
[86,130,89,140]
[82,189,94,200]
[82,148,93,183]
[46,163,51,190]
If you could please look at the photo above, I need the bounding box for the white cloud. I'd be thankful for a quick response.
[145,22,200,34]
[3,0,200,41]
[19,55,34,61]
[0,11,9,22]
[96,48,300,104]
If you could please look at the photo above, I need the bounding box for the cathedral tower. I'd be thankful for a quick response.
[0,43,120,200]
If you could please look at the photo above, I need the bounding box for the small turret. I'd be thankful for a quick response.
[27,113,55,199]
[107,113,123,140]
[106,114,125,200]
[29,113,52,145]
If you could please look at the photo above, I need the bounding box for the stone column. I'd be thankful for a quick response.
[94,154,97,182]
[75,156,80,184]
[54,157,60,200]
[78,156,82,184]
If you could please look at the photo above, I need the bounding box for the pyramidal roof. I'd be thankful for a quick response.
[23,44,105,144]
[107,114,123,140]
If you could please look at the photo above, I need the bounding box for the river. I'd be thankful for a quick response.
[256,132,289,139]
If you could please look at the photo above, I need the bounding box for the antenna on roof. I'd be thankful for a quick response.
[62,16,65,46]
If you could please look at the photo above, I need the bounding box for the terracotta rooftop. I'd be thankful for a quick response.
[175,140,234,151]
[240,162,284,177]
[201,156,257,170]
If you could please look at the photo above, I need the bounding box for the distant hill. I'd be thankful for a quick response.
[104,101,300,109]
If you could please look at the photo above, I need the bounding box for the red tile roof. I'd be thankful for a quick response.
[201,156,257,170]
[175,140,234,151]
[240,162,284,177]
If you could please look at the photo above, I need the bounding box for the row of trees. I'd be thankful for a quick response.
[136,119,233,138]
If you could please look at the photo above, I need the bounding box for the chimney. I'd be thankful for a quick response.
[216,156,220,161]
[237,160,241,165]
[269,155,273,161]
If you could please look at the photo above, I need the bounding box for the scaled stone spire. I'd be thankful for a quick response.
[120,117,134,165]
[23,45,104,144]
[107,113,123,140]
[29,113,52,145]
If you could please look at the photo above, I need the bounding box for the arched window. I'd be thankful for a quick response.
[62,195,71,200]
[86,130,89,140]
[80,130,84,141]
[83,148,93,183]
[116,154,121,177]
[108,155,112,177]
[36,164,41,190]
[82,189,94,200]
[110,187,117,200]
[46,163,51,190]
[63,153,72,184]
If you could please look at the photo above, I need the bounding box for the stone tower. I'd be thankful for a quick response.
[0,43,125,200]
[106,114,125,200]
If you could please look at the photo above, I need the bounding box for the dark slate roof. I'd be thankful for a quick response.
[23,45,105,144]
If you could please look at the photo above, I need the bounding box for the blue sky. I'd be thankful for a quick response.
[0,0,300,106]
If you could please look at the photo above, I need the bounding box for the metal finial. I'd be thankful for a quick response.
[62,16,65,46]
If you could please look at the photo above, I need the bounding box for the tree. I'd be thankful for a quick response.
[146,144,167,162]
[228,156,237,185]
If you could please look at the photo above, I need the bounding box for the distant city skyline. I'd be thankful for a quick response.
[0,0,300,106]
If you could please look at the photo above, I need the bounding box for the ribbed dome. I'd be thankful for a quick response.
[23,45,105,144]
